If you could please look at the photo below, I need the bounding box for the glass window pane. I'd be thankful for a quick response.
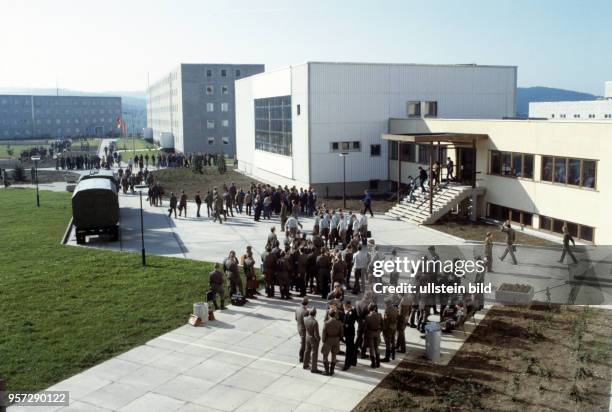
[523,212,533,226]
[511,209,521,223]
[501,153,512,176]
[523,154,534,178]
[566,222,579,237]
[553,219,564,234]
[580,225,594,242]
[512,153,522,177]
[542,156,553,181]
[568,159,581,185]
[490,151,501,175]
[540,216,552,231]
[554,157,567,184]
[582,160,596,188]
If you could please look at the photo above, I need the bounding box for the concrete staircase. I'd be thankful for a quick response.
[386,184,485,225]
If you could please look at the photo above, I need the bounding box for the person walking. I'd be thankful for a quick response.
[352,244,368,295]
[560,225,579,264]
[499,220,518,265]
[362,190,374,217]
[195,191,202,218]
[381,298,398,362]
[168,192,178,218]
[204,190,213,218]
[446,157,454,182]
[418,166,428,192]
[178,190,188,217]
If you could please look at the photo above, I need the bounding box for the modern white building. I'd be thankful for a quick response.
[529,81,612,120]
[384,118,611,244]
[235,62,517,196]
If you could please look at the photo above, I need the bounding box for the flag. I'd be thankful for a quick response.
[116,116,128,137]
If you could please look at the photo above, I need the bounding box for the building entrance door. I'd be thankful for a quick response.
[457,147,476,186]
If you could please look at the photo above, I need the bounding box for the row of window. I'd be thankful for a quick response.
[539,216,594,242]
[551,113,612,119]
[206,69,241,78]
[205,102,229,112]
[0,98,120,107]
[490,151,534,178]
[487,203,594,242]
[206,119,230,129]
[388,141,448,164]
[490,151,597,189]
[204,85,230,95]
[407,101,438,118]
[206,137,230,146]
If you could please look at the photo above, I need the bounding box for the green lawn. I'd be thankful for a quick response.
[0,189,219,392]
[115,137,156,151]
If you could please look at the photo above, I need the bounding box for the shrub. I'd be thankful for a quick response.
[12,162,26,182]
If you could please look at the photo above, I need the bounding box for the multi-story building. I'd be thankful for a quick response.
[0,95,121,139]
[384,117,611,244]
[235,62,517,195]
[529,81,612,120]
[146,63,265,155]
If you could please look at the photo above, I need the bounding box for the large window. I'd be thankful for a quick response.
[254,95,292,156]
[488,203,533,226]
[424,101,438,117]
[390,142,417,162]
[489,151,534,178]
[331,141,360,153]
[540,156,597,189]
[539,215,594,242]
[407,101,421,117]
[418,144,447,165]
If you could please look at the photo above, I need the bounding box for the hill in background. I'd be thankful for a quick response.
[517,86,599,117]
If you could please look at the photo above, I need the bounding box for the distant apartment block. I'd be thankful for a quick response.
[146,63,265,155]
[0,95,122,139]
[529,81,612,120]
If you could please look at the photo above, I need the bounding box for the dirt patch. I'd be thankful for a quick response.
[355,305,612,412]
[151,167,394,212]
[431,221,557,247]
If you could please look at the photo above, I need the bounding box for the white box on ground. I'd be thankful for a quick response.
[193,302,208,323]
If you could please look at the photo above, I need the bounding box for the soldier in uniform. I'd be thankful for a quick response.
[331,252,347,286]
[560,224,579,264]
[295,297,309,363]
[396,293,412,353]
[296,247,309,297]
[262,245,278,298]
[241,246,258,299]
[178,190,188,217]
[168,192,178,218]
[342,300,358,371]
[303,308,323,374]
[224,250,244,297]
[208,263,226,310]
[321,310,343,375]
[499,220,518,264]
[204,190,213,218]
[195,191,202,218]
[381,298,398,362]
[267,227,278,249]
[356,292,373,359]
[365,303,383,368]
[213,189,226,223]
[316,248,332,299]
[277,251,292,299]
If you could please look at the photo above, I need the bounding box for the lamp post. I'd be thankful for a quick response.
[339,152,348,208]
[31,155,40,207]
[135,184,147,266]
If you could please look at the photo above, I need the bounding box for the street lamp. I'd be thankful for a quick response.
[135,184,148,266]
[31,155,40,207]
[339,152,348,208]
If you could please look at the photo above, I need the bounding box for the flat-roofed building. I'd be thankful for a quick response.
[384,118,611,244]
[146,63,265,154]
[0,95,121,139]
[235,62,517,195]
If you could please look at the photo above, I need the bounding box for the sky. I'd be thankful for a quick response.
[0,0,610,95]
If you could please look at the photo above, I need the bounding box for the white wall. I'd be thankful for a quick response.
[529,100,612,120]
[308,63,517,184]
[235,65,310,188]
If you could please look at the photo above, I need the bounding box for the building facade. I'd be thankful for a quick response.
[235,62,517,195]
[0,95,121,139]
[146,63,265,155]
[386,118,611,244]
[529,81,612,120]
